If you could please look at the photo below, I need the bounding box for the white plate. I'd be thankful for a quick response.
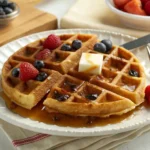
[0,29,150,137]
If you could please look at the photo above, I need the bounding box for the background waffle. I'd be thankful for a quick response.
[1,33,146,117]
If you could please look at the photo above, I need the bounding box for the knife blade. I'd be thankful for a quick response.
[121,34,150,50]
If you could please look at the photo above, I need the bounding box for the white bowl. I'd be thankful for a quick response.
[105,0,150,31]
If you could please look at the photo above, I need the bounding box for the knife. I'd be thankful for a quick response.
[121,34,150,50]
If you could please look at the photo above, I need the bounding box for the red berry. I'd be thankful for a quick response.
[114,0,131,9]
[148,96,150,103]
[19,62,39,82]
[141,0,150,5]
[35,49,51,60]
[43,34,61,50]
[145,85,150,100]
[144,1,150,15]
[124,0,146,16]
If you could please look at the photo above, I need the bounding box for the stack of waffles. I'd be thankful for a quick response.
[1,33,146,117]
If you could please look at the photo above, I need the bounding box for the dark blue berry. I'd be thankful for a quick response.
[8,2,15,10]
[86,94,98,100]
[61,44,72,51]
[3,7,13,14]
[0,6,5,15]
[0,10,5,15]
[94,43,107,53]
[54,91,70,101]
[72,40,82,50]
[34,60,45,70]
[0,11,5,15]
[0,0,9,7]
[57,95,69,101]
[129,70,139,77]
[101,39,112,52]
[0,6,3,11]
[64,81,77,91]
[36,72,48,81]
[69,84,77,91]
[3,0,9,6]
[11,68,20,77]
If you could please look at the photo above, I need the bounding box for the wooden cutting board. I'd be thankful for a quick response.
[0,0,57,46]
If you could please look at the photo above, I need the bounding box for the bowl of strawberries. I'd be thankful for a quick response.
[105,0,150,30]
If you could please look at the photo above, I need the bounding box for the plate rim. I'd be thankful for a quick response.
[0,28,149,137]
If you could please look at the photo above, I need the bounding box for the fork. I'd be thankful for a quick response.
[147,45,150,60]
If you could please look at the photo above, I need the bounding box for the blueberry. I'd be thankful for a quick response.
[69,84,77,91]
[101,39,112,52]
[34,60,45,70]
[61,44,72,51]
[64,81,77,91]
[129,70,139,77]
[72,40,82,50]
[0,6,3,11]
[8,2,15,10]
[56,95,70,101]
[11,68,20,77]
[3,7,13,14]
[0,8,5,15]
[36,72,48,81]
[94,43,107,53]
[86,94,98,100]
[0,0,4,6]
[0,10,5,15]
[0,6,5,15]
[54,91,70,101]
[1,0,9,7]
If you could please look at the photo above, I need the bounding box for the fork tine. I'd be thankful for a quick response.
[146,45,150,60]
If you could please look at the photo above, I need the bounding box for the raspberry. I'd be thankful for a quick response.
[144,1,150,15]
[19,62,39,82]
[35,49,51,60]
[145,85,150,101]
[43,34,61,50]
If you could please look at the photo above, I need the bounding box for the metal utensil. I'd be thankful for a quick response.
[121,34,150,50]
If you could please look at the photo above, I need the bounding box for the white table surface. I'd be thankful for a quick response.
[0,0,150,150]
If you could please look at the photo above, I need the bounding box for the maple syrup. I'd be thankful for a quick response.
[84,53,99,73]
[0,91,143,127]
[62,81,78,92]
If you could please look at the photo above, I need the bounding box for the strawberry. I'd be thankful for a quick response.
[141,0,150,5]
[43,34,61,50]
[19,62,39,82]
[124,0,146,16]
[144,1,150,15]
[145,85,150,100]
[114,0,131,9]
[148,96,150,104]
[35,49,51,60]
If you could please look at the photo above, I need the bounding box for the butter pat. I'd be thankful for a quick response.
[78,53,103,75]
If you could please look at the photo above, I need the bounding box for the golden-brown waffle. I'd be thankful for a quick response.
[1,34,146,117]
[1,34,97,109]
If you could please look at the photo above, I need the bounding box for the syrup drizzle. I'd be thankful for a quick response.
[0,91,143,127]
[84,53,99,73]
